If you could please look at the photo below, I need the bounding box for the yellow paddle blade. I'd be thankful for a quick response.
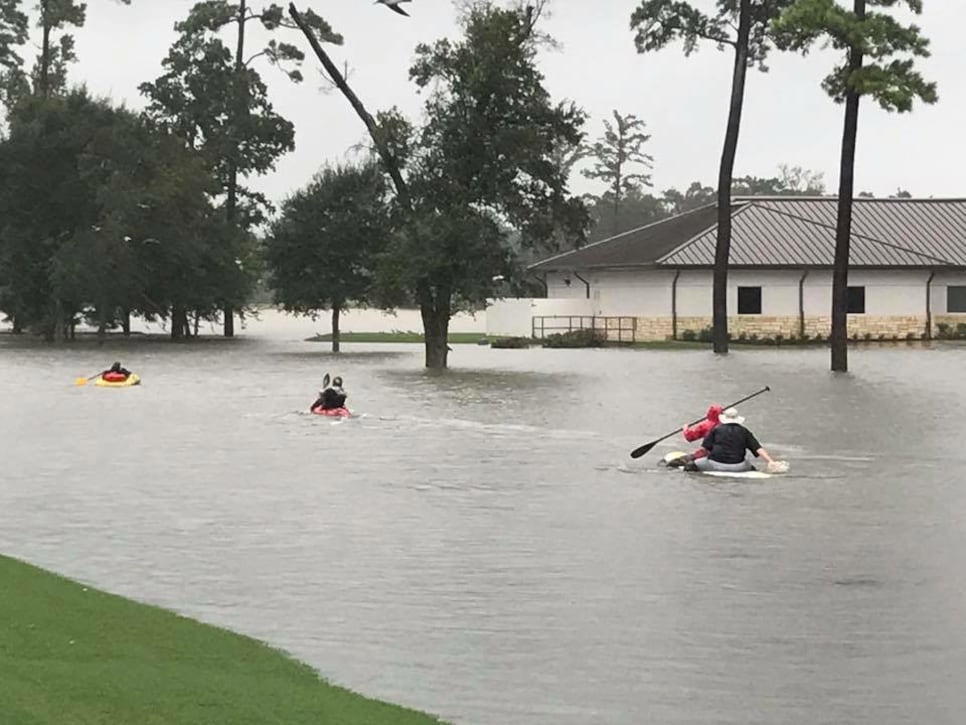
[75,376,90,385]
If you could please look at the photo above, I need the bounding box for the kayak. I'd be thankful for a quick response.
[94,373,140,388]
[311,406,350,418]
[661,451,785,479]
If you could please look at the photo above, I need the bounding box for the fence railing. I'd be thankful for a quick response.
[531,315,637,343]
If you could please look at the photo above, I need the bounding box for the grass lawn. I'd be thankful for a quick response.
[0,555,444,725]
[307,331,487,344]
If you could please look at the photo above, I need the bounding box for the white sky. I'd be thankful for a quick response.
[50,0,966,208]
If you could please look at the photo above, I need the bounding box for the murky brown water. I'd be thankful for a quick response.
[2,317,965,724]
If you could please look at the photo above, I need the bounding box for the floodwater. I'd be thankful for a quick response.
[2,311,965,724]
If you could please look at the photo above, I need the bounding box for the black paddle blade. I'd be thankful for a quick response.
[630,440,657,459]
[322,373,330,389]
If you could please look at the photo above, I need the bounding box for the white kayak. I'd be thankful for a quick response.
[661,451,788,479]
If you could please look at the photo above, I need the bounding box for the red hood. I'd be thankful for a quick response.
[706,405,723,423]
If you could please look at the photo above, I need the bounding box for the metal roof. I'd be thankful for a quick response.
[661,198,966,267]
[528,198,966,272]
[528,203,722,271]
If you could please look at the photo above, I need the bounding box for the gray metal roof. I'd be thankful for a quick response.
[529,197,966,272]
[660,198,966,267]
[528,203,722,271]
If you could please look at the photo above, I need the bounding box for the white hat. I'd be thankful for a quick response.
[719,407,745,425]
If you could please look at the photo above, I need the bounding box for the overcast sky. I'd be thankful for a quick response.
[52,0,966,208]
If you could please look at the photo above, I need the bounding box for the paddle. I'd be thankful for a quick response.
[74,372,103,386]
[322,372,330,389]
[629,386,771,459]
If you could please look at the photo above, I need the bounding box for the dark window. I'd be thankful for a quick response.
[948,286,966,313]
[737,286,762,315]
[847,286,865,314]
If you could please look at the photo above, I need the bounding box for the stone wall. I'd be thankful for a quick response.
[636,314,932,342]
[532,313,964,342]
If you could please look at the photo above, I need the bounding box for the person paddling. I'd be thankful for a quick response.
[310,375,348,412]
[688,407,777,473]
[100,361,131,381]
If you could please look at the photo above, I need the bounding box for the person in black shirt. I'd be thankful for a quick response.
[691,407,777,472]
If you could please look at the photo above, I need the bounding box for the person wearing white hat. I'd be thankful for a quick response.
[689,407,777,473]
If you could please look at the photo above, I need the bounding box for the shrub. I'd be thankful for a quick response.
[956,323,966,339]
[937,322,951,339]
[541,328,606,348]
[680,329,697,341]
[490,336,531,349]
[697,326,712,342]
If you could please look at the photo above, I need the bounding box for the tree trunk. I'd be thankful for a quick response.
[121,309,131,336]
[420,286,451,369]
[12,314,22,334]
[711,0,752,355]
[830,0,866,373]
[222,0,248,339]
[171,306,187,341]
[193,310,201,336]
[331,304,341,353]
[39,0,51,98]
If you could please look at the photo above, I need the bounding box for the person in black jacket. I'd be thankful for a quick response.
[310,376,347,411]
[689,407,777,472]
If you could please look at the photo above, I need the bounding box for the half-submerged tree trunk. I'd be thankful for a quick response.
[420,286,451,369]
[121,309,131,336]
[171,305,188,341]
[712,0,753,355]
[830,0,866,373]
[222,0,248,339]
[331,304,341,353]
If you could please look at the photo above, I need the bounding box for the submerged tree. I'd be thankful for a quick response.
[290,1,586,369]
[582,110,653,237]
[265,161,392,352]
[140,1,340,337]
[631,0,796,354]
[774,0,937,372]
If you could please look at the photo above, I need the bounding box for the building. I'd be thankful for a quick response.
[489,197,966,342]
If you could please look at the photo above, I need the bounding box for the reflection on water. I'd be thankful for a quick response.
[2,323,966,724]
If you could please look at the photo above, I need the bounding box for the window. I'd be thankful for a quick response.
[948,286,966,313]
[847,286,865,314]
[737,286,762,315]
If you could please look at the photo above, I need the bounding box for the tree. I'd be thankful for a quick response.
[139,1,340,337]
[265,161,391,352]
[774,0,937,372]
[584,187,665,242]
[582,110,653,237]
[289,1,587,369]
[631,0,796,354]
[0,1,28,111]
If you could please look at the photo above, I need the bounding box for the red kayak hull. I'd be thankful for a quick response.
[311,406,350,418]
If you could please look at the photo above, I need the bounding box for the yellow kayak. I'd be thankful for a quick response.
[94,373,141,388]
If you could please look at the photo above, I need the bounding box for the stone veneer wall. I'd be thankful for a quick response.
[633,315,932,342]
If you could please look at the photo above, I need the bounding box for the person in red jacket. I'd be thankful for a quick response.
[681,404,723,461]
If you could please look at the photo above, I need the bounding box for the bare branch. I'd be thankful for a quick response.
[287,3,410,209]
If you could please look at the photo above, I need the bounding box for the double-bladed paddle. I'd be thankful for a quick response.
[629,386,771,459]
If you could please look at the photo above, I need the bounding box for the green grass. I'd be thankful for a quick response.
[0,555,445,725]
[307,331,487,344]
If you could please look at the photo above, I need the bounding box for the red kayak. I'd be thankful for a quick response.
[311,406,350,418]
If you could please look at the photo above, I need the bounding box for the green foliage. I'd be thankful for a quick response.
[363,2,587,367]
[631,0,799,70]
[582,110,653,236]
[0,0,28,109]
[0,89,245,337]
[541,328,606,348]
[772,0,937,111]
[265,161,392,316]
